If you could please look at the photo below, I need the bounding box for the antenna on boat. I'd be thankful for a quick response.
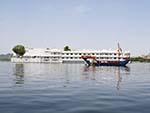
[117,43,122,53]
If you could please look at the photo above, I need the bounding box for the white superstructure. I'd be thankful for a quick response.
[11,47,130,63]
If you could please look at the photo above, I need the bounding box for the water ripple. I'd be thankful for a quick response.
[0,62,150,113]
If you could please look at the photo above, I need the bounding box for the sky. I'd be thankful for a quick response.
[0,0,150,56]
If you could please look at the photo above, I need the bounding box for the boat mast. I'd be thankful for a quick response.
[117,43,122,61]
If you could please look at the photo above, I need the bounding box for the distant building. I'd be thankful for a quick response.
[141,52,150,59]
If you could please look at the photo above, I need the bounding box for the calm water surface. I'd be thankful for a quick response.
[0,62,150,113]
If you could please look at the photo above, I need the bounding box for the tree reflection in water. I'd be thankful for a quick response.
[13,63,24,85]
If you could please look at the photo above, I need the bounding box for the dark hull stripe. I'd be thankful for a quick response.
[85,60,129,67]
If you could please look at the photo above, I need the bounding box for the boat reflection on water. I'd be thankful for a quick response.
[12,63,130,90]
[82,65,130,90]
[13,63,24,85]
[82,66,96,80]
[115,66,130,90]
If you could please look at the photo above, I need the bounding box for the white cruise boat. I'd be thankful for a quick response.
[11,44,130,66]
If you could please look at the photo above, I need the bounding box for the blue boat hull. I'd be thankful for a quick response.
[84,60,129,67]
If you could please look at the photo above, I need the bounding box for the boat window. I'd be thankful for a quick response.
[44,57,49,58]
[32,56,36,58]
[45,51,51,53]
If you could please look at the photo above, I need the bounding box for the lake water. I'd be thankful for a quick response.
[0,62,150,113]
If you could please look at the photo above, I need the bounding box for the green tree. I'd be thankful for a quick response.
[64,46,71,51]
[12,45,26,56]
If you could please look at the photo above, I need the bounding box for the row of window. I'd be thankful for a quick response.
[14,56,124,59]
[45,52,118,55]
[62,53,120,56]
[62,57,121,59]
[18,56,61,58]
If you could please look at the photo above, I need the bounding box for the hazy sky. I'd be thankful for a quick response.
[0,0,150,56]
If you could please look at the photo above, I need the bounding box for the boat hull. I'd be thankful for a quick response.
[91,60,130,67]
[81,56,130,67]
